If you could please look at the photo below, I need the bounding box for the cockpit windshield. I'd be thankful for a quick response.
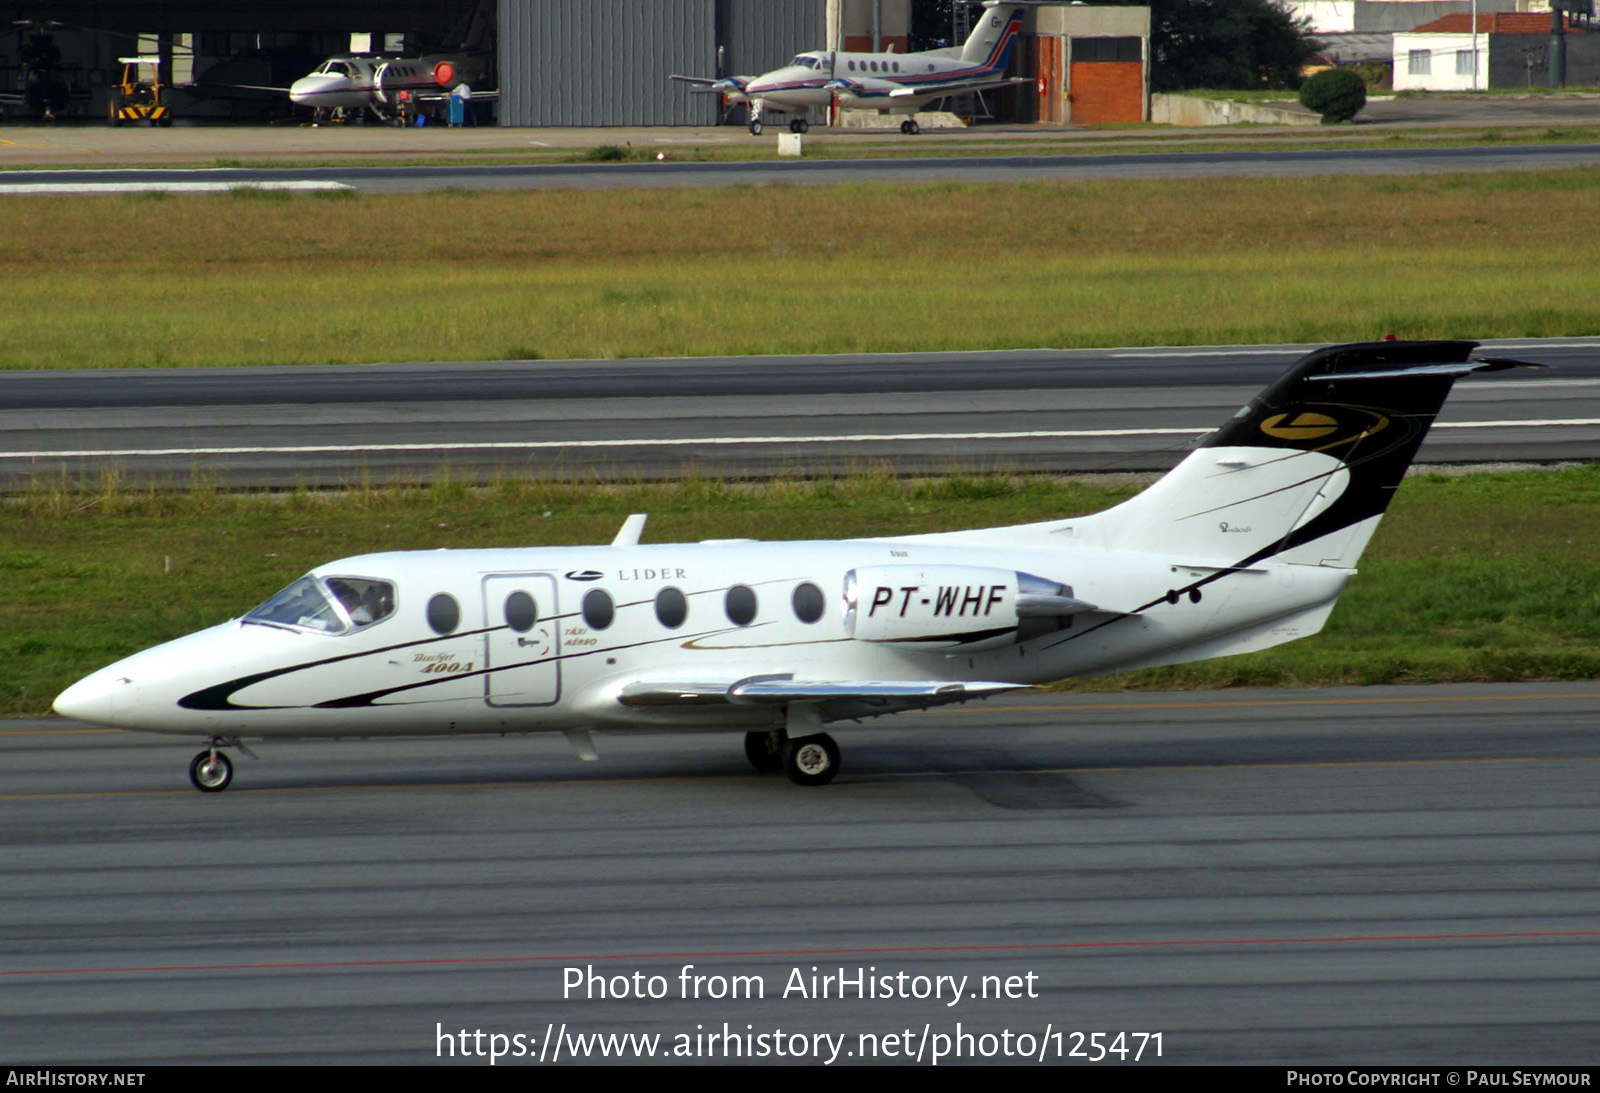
[244,575,395,634]
[318,60,352,77]
[789,55,818,69]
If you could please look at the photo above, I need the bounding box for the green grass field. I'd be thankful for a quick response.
[4,168,1600,368]
[4,467,1597,717]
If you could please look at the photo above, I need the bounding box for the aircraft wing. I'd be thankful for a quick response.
[413,89,500,103]
[669,74,719,86]
[618,674,1028,717]
[889,76,1033,99]
[190,82,292,94]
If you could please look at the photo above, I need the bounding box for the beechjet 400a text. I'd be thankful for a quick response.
[54,341,1537,791]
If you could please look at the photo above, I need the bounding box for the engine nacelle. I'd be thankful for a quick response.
[844,566,1096,651]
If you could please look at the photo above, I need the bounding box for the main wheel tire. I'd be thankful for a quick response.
[189,750,233,793]
[744,731,784,773]
[783,733,840,787]
[791,119,809,134]
[905,119,920,135]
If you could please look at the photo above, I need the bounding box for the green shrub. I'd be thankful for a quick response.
[1299,68,1368,123]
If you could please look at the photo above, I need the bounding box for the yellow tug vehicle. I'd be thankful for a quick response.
[110,56,173,126]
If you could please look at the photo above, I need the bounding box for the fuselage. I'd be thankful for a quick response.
[746,43,1013,112]
[53,534,1346,742]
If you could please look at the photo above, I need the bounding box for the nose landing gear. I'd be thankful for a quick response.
[187,737,256,792]
[189,748,232,792]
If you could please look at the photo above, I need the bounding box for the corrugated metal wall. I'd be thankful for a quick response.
[718,0,823,82]
[500,0,716,126]
[498,0,824,126]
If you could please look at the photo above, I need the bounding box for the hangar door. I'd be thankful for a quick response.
[1068,36,1143,124]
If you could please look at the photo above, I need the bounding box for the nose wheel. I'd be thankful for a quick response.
[189,749,233,792]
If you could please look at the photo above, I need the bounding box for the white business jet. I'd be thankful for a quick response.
[219,0,497,121]
[54,342,1534,791]
[673,1,1036,135]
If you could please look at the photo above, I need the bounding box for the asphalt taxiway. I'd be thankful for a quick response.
[3,340,1597,486]
[5,140,1600,195]
[3,683,1598,1064]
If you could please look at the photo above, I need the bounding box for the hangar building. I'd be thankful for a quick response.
[0,0,1147,127]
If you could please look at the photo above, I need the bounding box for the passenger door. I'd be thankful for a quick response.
[482,573,560,707]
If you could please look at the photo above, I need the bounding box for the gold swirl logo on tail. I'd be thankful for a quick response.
[1260,412,1339,441]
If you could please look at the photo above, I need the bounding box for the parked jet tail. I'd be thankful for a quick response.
[1089,340,1537,570]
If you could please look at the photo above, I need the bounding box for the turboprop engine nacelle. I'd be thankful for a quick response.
[843,565,1098,651]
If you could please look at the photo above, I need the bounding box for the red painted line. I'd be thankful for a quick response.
[5,930,1597,979]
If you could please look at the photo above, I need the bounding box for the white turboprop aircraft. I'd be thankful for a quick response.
[672,0,1036,135]
[54,342,1534,791]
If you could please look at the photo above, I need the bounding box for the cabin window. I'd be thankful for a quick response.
[892,61,900,73]
[427,593,460,635]
[725,585,757,626]
[848,60,856,71]
[583,588,615,630]
[655,587,688,629]
[792,582,825,624]
[504,591,537,633]
[325,577,396,628]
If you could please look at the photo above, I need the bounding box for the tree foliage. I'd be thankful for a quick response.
[1147,0,1318,91]
[911,0,1319,92]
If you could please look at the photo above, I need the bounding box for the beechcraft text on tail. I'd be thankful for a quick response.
[53,341,1540,791]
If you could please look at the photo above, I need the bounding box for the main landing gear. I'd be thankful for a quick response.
[899,118,920,135]
[744,704,842,786]
[788,118,809,134]
[187,737,255,792]
[744,730,842,786]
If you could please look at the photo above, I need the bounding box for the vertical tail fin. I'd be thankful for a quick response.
[961,4,1025,68]
[1091,341,1534,569]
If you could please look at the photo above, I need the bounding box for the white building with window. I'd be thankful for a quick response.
[1394,32,1485,88]
[1392,12,1578,90]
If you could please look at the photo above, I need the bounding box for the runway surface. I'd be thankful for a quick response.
[3,683,1597,1065]
[5,141,1600,195]
[4,339,1598,486]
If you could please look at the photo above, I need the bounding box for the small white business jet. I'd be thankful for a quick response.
[54,342,1533,791]
[672,0,1036,135]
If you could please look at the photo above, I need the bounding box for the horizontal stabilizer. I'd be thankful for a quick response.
[1324,357,1545,382]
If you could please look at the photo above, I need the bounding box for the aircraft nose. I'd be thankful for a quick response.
[53,670,130,725]
[288,76,331,105]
